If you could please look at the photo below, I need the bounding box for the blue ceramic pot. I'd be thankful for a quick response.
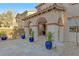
[29,37,34,42]
[45,41,52,49]
[1,36,7,40]
[21,35,26,39]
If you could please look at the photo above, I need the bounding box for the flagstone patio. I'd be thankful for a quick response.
[0,38,59,56]
[1,38,79,56]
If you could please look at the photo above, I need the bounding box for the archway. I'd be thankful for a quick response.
[23,20,32,38]
[37,17,47,36]
[27,21,33,36]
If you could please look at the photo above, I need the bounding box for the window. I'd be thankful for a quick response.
[69,26,79,32]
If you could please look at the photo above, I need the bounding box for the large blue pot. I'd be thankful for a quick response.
[21,35,26,39]
[45,41,52,49]
[29,37,34,42]
[1,36,7,40]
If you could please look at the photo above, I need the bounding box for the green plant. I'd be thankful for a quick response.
[47,32,54,41]
[22,31,25,35]
[0,32,2,37]
[30,30,34,37]
[0,31,5,35]
[29,28,34,37]
[0,31,6,37]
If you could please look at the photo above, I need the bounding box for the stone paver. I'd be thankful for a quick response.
[1,38,79,56]
[60,42,79,56]
[0,39,59,56]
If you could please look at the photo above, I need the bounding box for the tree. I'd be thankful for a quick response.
[0,10,14,27]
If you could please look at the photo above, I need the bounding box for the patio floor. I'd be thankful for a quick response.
[0,38,59,56]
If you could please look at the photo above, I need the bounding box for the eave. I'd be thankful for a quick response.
[22,4,65,21]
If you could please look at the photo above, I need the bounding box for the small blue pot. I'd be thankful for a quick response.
[45,41,52,50]
[1,36,7,40]
[29,37,34,42]
[21,35,26,39]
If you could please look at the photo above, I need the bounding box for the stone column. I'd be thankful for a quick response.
[24,27,29,38]
[31,26,38,42]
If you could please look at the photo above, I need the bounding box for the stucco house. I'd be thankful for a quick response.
[16,3,79,46]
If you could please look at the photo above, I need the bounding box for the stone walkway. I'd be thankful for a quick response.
[0,39,59,56]
[1,38,79,56]
[60,41,79,56]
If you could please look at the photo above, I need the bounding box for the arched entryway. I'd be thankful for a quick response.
[27,21,32,36]
[24,20,33,38]
[37,17,47,36]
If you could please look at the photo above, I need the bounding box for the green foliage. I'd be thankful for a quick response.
[53,46,56,49]
[0,31,6,36]
[47,32,52,41]
[29,29,34,37]
[31,31,34,37]
[47,32,53,41]
[22,31,25,35]
[30,31,34,37]
[15,35,19,39]
[24,38,28,43]
[0,10,14,27]
[0,32,2,36]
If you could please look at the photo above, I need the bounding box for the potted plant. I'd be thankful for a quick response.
[21,32,26,39]
[0,31,7,40]
[29,29,34,42]
[45,32,53,50]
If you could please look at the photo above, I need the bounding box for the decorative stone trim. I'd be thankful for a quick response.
[24,23,64,28]
[22,4,65,21]
[30,25,37,27]
[47,23,64,26]
[68,16,79,19]
[47,23,58,25]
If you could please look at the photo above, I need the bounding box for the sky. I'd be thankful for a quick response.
[0,3,38,14]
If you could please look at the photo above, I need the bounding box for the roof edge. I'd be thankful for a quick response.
[35,3,45,8]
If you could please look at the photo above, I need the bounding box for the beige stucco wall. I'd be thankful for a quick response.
[62,4,79,17]
[64,18,79,43]
[24,3,79,43]
[62,4,79,43]
[24,9,64,42]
